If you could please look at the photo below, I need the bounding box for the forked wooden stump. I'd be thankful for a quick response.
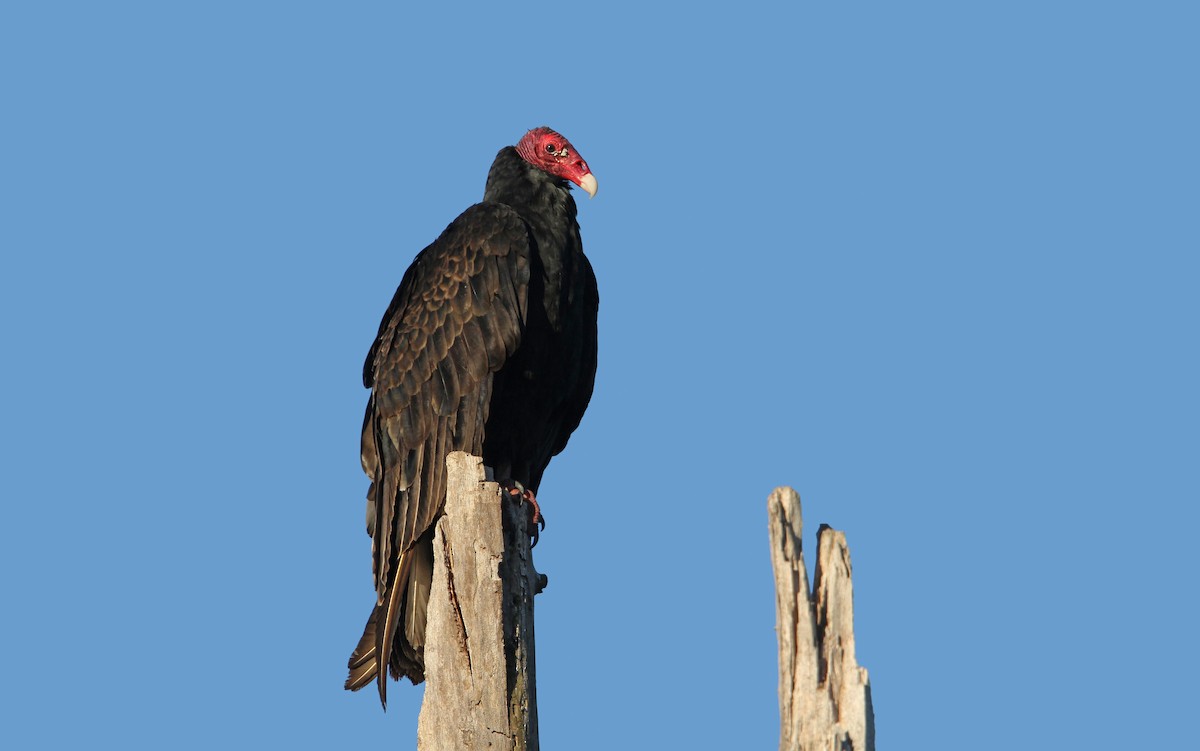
[769,487,875,751]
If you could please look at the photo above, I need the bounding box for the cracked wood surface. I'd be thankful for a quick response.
[769,487,875,751]
[416,452,541,751]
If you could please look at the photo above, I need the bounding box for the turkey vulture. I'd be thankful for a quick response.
[344,127,599,707]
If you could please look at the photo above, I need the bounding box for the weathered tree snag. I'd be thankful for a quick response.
[417,452,543,751]
[768,487,875,751]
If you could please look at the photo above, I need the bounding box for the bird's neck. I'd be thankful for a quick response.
[483,147,583,330]
[483,148,578,238]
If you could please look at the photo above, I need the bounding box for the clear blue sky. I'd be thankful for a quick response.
[3,2,1196,749]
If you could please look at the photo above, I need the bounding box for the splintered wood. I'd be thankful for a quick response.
[768,487,875,751]
[417,452,541,751]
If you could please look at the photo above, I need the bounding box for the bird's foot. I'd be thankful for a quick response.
[499,480,545,547]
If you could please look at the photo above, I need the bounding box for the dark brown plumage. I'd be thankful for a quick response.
[345,127,598,708]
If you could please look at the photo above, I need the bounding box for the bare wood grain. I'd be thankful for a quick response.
[769,487,874,751]
[417,452,541,751]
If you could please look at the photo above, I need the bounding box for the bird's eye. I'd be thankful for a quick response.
[545,144,556,154]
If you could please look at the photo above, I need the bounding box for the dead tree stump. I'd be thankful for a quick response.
[416,452,543,751]
[768,487,875,751]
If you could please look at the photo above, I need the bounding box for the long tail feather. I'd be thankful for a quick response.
[375,550,411,708]
[345,533,435,706]
[345,549,414,708]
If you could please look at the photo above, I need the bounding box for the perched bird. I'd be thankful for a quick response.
[345,127,599,707]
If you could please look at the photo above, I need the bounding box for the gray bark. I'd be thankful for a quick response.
[769,487,875,751]
[417,452,543,751]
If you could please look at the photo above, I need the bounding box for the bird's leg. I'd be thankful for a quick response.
[498,479,546,547]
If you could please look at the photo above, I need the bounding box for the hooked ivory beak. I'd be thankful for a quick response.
[577,172,598,199]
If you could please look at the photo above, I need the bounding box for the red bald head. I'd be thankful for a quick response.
[514,126,597,198]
